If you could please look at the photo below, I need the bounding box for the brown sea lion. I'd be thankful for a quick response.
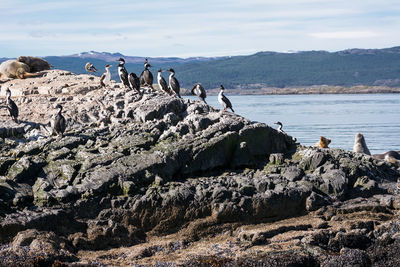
[315,136,331,148]
[0,60,40,79]
[353,133,371,155]
[17,56,52,72]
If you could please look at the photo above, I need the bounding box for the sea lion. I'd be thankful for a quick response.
[17,56,52,72]
[315,136,331,148]
[373,151,400,166]
[353,133,371,155]
[0,60,40,79]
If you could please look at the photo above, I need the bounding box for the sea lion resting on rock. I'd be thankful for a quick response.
[315,136,331,148]
[352,133,400,166]
[0,60,40,79]
[373,151,400,167]
[353,133,371,155]
[17,56,52,72]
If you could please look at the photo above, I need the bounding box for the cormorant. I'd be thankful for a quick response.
[275,121,297,142]
[157,69,172,95]
[191,83,207,104]
[274,121,286,135]
[100,64,111,88]
[53,104,66,138]
[167,68,181,98]
[5,88,18,123]
[116,58,131,89]
[139,58,154,89]
[218,85,234,112]
[128,73,141,94]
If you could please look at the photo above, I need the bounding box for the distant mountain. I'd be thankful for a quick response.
[0,57,14,62]
[2,47,400,89]
[37,51,227,83]
[63,51,226,64]
[169,46,400,88]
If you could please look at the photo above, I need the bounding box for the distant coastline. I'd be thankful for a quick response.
[187,85,400,96]
[5,47,400,91]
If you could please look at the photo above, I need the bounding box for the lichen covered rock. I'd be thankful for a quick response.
[0,70,399,266]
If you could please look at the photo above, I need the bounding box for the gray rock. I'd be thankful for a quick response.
[7,155,46,184]
[11,229,77,262]
[323,248,371,267]
[282,166,304,182]
[12,229,40,249]
[1,70,399,264]
[239,185,256,196]
[269,153,284,165]
[320,169,348,199]
[353,175,379,196]
[0,157,15,175]
[306,191,332,211]
[0,123,25,138]
[212,186,231,202]
[328,230,372,251]
[43,159,79,188]
[311,152,327,169]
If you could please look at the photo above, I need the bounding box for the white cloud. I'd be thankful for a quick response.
[2,0,82,15]
[0,0,399,57]
[309,31,379,39]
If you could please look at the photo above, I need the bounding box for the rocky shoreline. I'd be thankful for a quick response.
[0,70,399,266]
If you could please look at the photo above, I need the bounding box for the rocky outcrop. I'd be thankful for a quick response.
[0,70,399,266]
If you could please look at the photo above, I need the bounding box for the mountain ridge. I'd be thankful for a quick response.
[1,46,400,89]
[62,50,227,64]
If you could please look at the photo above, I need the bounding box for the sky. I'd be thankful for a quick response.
[1,0,399,58]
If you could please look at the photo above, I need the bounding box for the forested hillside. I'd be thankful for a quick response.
[2,47,400,89]
[172,47,400,88]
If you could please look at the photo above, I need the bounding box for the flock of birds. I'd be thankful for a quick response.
[2,57,280,139]
[85,58,235,112]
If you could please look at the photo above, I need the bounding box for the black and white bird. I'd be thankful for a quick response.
[53,104,66,138]
[85,62,97,73]
[167,68,181,98]
[128,72,141,94]
[100,64,112,88]
[116,58,131,89]
[274,121,297,142]
[157,69,172,95]
[139,58,154,89]
[191,83,207,104]
[274,121,286,134]
[218,85,234,112]
[5,88,18,123]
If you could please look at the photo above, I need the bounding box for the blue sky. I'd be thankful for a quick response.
[1,0,399,58]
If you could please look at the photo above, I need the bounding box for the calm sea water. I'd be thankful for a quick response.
[185,94,400,154]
